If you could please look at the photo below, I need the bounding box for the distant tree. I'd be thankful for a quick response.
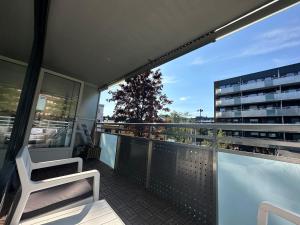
[108,69,172,123]
[168,111,193,123]
[163,111,194,143]
[200,129,232,149]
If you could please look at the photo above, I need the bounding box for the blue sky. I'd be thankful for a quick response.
[100,4,300,117]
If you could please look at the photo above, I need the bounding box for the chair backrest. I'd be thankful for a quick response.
[16,146,32,186]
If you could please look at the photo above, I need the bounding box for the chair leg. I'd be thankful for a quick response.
[10,192,30,225]
[93,173,100,201]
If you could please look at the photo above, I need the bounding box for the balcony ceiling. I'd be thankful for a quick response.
[0,0,298,88]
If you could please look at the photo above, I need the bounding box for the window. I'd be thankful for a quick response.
[260,133,266,137]
[0,59,26,168]
[29,72,81,148]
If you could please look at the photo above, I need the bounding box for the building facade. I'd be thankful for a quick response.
[214,62,300,155]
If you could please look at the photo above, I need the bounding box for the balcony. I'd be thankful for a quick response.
[216,106,300,118]
[216,90,300,106]
[2,1,300,224]
[2,118,300,225]
[216,72,300,95]
[96,122,300,225]
[216,110,241,118]
[215,84,240,95]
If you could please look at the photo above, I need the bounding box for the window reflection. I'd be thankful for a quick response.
[0,59,26,168]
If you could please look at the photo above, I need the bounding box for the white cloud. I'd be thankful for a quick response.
[239,26,300,57]
[162,75,178,84]
[190,25,300,65]
[179,96,190,101]
[191,57,206,65]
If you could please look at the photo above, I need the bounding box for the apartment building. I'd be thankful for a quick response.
[214,62,300,155]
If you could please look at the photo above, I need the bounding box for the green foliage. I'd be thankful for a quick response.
[168,111,193,123]
[108,70,172,123]
[163,111,194,143]
[217,129,231,149]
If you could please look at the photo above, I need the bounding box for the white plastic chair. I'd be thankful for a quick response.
[257,201,300,225]
[11,146,100,225]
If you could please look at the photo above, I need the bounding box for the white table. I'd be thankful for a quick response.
[20,200,125,225]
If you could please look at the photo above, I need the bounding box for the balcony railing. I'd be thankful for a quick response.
[98,122,300,225]
[216,106,300,118]
[0,116,73,146]
[99,122,300,153]
[216,90,300,106]
[216,72,300,95]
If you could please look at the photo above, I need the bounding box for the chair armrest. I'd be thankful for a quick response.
[32,157,83,172]
[31,170,100,201]
[257,201,300,225]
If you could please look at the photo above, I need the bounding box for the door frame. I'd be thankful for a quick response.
[0,55,85,162]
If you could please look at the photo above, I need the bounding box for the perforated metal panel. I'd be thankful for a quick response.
[117,136,148,186]
[149,141,216,225]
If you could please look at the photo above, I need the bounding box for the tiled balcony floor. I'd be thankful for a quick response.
[0,159,198,225]
[27,159,197,225]
[84,159,197,225]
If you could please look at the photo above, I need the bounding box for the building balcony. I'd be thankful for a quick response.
[215,84,240,95]
[216,106,300,118]
[216,90,300,106]
[2,120,300,225]
[215,72,300,95]
[96,122,300,225]
[216,110,241,118]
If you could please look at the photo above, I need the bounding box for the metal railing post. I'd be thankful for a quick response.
[212,128,218,150]
[212,127,218,225]
[114,135,122,172]
[146,140,153,189]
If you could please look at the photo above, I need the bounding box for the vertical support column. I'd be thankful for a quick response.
[194,127,197,145]
[146,140,153,189]
[212,127,218,225]
[212,128,218,150]
[0,1,49,223]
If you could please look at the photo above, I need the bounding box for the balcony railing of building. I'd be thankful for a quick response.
[216,106,300,118]
[216,89,300,106]
[215,71,300,95]
[98,122,300,225]
[0,116,72,147]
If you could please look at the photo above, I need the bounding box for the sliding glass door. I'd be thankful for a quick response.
[0,59,83,165]
[29,72,82,149]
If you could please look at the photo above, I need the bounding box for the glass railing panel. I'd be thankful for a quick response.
[283,107,300,116]
[241,80,265,90]
[280,91,300,100]
[274,74,300,85]
[100,133,118,168]
[216,98,236,106]
[218,85,240,95]
[218,152,300,225]
[242,109,266,117]
[241,95,266,104]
